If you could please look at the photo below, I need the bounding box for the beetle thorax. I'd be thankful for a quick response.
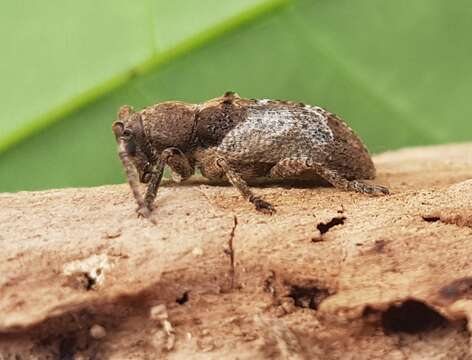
[141,102,197,153]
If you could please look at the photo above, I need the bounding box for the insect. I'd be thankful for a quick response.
[112,92,389,218]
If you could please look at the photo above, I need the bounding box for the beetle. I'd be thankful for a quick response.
[112,92,389,218]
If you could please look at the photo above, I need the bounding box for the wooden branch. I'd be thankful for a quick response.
[1,144,472,358]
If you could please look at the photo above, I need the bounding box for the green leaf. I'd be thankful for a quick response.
[0,1,151,151]
[1,0,471,192]
[0,0,282,152]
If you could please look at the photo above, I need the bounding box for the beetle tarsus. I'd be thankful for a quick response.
[251,197,276,215]
[136,205,152,218]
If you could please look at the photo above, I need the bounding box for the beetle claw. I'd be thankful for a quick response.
[136,205,152,218]
[253,197,276,215]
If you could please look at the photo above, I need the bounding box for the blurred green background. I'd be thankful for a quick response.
[1,0,471,192]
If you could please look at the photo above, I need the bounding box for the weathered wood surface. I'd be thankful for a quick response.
[1,143,472,359]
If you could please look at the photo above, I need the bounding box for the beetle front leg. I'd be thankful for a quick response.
[216,158,275,214]
[137,160,165,218]
[161,147,194,182]
[137,148,193,218]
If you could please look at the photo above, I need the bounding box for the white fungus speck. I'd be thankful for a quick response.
[90,324,106,339]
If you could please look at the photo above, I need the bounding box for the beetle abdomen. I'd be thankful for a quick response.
[196,96,375,181]
[323,113,376,180]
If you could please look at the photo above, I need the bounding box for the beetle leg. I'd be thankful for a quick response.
[161,147,194,182]
[217,158,275,214]
[269,158,312,178]
[139,159,165,218]
[342,179,389,196]
[270,158,389,196]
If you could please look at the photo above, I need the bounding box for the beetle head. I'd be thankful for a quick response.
[112,105,154,183]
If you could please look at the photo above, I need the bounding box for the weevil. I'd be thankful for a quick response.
[112,92,389,218]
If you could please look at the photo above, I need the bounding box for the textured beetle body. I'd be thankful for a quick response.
[112,92,388,217]
[195,96,375,181]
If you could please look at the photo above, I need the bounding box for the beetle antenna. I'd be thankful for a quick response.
[117,139,145,209]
